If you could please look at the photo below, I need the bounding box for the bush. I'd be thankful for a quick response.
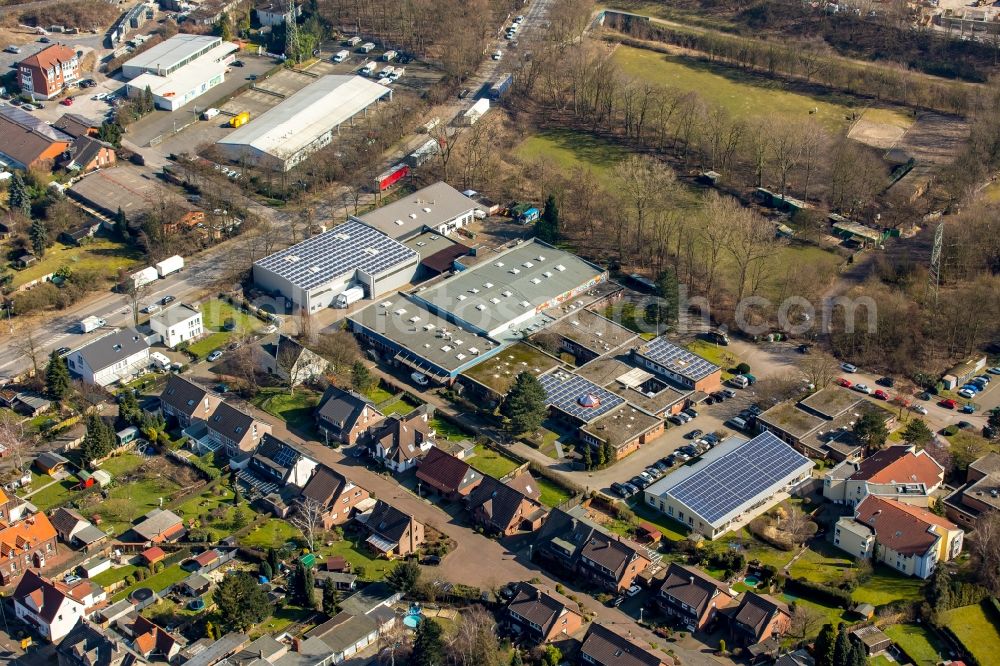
[735,362,752,375]
[784,577,852,608]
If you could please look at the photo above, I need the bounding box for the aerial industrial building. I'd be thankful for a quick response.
[123,34,237,111]
[355,182,480,240]
[217,75,392,171]
[252,219,419,313]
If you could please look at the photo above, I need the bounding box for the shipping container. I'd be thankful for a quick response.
[458,98,490,126]
[489,73,513,99]
[406,138,440,167]
[374,163,409,192]
[126,266,159,290]
[346,36,362,46]
[229,111,250,128]
[518,207,539,224]
[155,255,184,278]
[78,316,106,333]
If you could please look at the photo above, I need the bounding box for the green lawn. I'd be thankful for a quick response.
[187,299,261,359]
[92,475,184,536]
[112,563,190,602]
[241,518,302,550]
[788,541,855,583]
[627,499,689,541]
[318,537,390,581]
[778,593,849,637]
[250,604,316,639]
[255,389,319,432]
[884,624,946,666]
[366,385,395,404]
[940,603,1000,665]
[787,541,924,605]
[467,444,521,479]
[535,476,573,508]
[380,397,421,417]
[611,44,878,131]
[429,416,471,442]
[100,453,146,477]
[91,564,139,588]
[852,566,925,605]
[25,477,78,511]
[174,484,245,541]
[686,339,740,376]
[9,237,142,288]
[516,128,631,183]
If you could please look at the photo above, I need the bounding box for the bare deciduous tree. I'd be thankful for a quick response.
[291,496,327,553]
[725,206,777,303]
[788,602,824,641]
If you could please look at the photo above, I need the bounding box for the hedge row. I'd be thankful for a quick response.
[783,577,852,608]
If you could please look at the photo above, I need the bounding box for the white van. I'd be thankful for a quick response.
[333,50,349,63]
[202,108,220,120]
[729,375,749,389]
[729,416,748,430]
[360,62,377,76]
[389,67,404,81]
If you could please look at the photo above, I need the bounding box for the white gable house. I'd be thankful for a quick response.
[66,328,151,387]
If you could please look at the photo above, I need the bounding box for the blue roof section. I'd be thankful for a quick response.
[636,336,720,382]
[539,370,625,423]
[254,219,417,291]
[656,431,813,526]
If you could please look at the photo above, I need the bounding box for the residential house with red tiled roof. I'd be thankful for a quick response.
[17,44,79,99]
[13,570,87,642]
[122,615,181,662]
[579,623,672,666]
[503,582,584,644]
[465,473,546,537]
[416,447,482,501]
[835,495,964,578]
[299,464,371,529]
[656,562,735,631]
[723,592,791,647]
[0,512,59,584]
[824,445,944,508]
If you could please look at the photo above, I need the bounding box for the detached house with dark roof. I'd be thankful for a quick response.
[656,563,735,631]
[17,44,79,99]
[66,328,151,387]
[52,113,100,139]
[370,409,435,473]
[258,334,330,387]
[834,495,963,579]
[466,472,546,537]
[126,508,185,544]
[60,136,116,174]
[723,592,791,648]
[13,570,87,642]
[503,582,584,644]
[49,507,107,552]
[159,375,221,428]
[315,386,383,446]
[56,620,134,666]
[416,447,482,501]
[535,506,651,593]
[824,445,944,508]
[580,623,672,666]
[299,464,372,529]
[359,499,424,558]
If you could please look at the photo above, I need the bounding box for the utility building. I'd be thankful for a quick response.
[123,34,237,111]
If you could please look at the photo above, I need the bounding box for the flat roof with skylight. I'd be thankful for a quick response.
[540,309,637,356]
[357,182,479,239]
[461,342,562,396]
[349,295,497,377]
[412,239,606,338]
[575,355,688,416]
[123,34,223,76]
[253,219,416,292]
[581,405,662,449]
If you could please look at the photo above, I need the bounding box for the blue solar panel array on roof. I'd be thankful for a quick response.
[254,219,417,291]
[639,337,720,381]
[539,370,625,422]
[666,431,811,524]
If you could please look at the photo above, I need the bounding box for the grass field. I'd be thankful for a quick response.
[112,562,190,602]
[25,477,78,511]
[940,603,1000,665]
[254,388,319,432]
[686,339,740,373]
[468,444,521,479]
[429,416,471,442]
[9,237,141,288]
[786,542,923,604]
[611,45,862,131]
[884,624,945,666]
[187,299,261,359]
[241,518,302,550]
[517,128,631,181]
[100,453,146,477]
[380,396,421,417]
[536,476,574,508]
[91,564,139,588]
[94,473,185,535]
[318,537,390,581]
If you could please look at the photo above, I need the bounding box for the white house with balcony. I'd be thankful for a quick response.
[149,303,204,348]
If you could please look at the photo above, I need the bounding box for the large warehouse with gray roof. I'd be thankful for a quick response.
[217,75,392,171]
[252,219,419,312]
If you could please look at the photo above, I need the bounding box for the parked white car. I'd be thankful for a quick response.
[853,383,872,394]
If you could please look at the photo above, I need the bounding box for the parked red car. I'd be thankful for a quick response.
[939,398,958,409]
[60,97,73,106]
[873,389,890,400]
[836,378,852,388]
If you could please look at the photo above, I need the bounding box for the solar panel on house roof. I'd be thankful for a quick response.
[665,431,812,525]
[639,337,720,381]
[539,370,625,422]
[254,220,417,291]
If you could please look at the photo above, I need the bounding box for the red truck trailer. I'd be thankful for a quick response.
[374,163,409,191]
